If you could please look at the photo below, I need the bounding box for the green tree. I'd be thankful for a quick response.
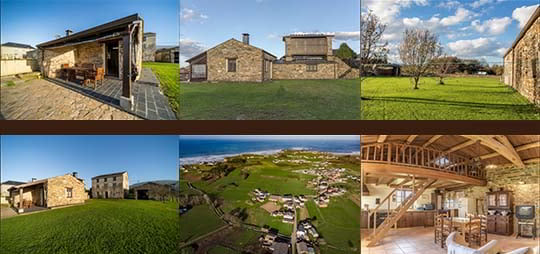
[335,43,357,60]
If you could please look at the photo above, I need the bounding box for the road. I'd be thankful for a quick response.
[291,207,298,254]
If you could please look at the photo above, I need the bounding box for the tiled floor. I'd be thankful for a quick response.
[361,227,539,254]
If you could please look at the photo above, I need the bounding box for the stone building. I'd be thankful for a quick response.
[184,33,358,82]
[8,173,87,213]
[132,181,177,201]
[155,46,179,63]
[503,6,540,106]
[36,14,144,110]
[1,180,25,204]
[186,34,277,82]
[1,42,35,59]
[143,32,156,62]
[91,171,129,199]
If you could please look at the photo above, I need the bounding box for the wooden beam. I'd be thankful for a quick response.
[516,141,540,152]
[423,135,442,148]
[462,135,525,167]
[363,162,487,186]
[377,135,388,143]
[524,158,540,164]
[445,140,477,153]
[406,135,419,144]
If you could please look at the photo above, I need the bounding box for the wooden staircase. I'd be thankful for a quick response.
[366,179,437,247]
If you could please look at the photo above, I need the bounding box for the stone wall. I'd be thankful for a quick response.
[504,16,539,106]
[76,42,104,69]
[41,46,76,78]
[272,62,335,80]
[207,39,264,82]
[334,56,360,79]
[455,164,539,234]
[46,174,87,207]
[10,186,41,207]
[91,172,129,199]
[503,51,513,86]
[143,33,156,62]
[119,40,124,79]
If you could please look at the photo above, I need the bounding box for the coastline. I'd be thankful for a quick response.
[179,148,360,165]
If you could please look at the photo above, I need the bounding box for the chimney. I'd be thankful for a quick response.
[72,172,78,178]
[31,178,36,182]
[65,29,73,37]
[242,33,250,45]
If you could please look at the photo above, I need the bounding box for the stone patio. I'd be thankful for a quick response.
[1,78,141,120]
[49,67,176,120]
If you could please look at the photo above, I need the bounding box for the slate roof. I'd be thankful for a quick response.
[1,180,26,186]
[1,42,34,49]
[91,171,127,179]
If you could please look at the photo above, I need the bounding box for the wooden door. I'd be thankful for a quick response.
[424,212,434,226]
[487,216,496,233]
[106,42,119,77]
[496,220,507,234]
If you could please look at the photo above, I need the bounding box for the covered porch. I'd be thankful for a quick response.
[9,180,48,214]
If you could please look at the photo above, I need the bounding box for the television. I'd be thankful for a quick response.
[515,205,535,220]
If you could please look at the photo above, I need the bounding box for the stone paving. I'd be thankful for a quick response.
[49,67,176,120]
[0,79,141,120]
[0,206,18,219]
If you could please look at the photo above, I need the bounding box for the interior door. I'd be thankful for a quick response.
[106,42,119,77]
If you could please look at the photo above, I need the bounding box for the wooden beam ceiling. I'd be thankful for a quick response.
[462,135,525,167]
[406,135,419,144]
[423,135,442,148]
[377,135,388,143]
[476,141,540,161]
[445,139,477,153]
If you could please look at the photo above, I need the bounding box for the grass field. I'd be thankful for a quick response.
[178,204,225,243]
[361,77,539,120]
[306,198,360,253]
[0,199,178,254]
[143,62,180,118]
[179,79,360,120]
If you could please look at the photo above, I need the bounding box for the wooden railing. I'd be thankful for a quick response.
[361,143,486,180]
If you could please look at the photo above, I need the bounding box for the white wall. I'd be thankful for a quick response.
[1,59,39,76]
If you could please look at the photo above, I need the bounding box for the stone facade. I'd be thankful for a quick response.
[9,174,86,209]
[133,183,176,201]
[207,39,273,82]
[273,62,336,80]
[155,47,179,63]
[143,33,156,62]
[451,164,539,235]
[91,172,129,199]
[503,8,540,106]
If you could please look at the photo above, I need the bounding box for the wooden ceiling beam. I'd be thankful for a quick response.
[462,135,525,168]
[406,135,419,144]
[516,141,540,152]
[445,139,477,153]
[377,135,388,143]
[423,135,442,148]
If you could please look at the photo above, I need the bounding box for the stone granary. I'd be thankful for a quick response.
[142,32,156,62]
[185,33,359,82]
[8,172,87,213]
[36,14,144,110]
[91,171,129,199]
[503,6,540,106]
[132,181,176,201]
[155,46,179,63]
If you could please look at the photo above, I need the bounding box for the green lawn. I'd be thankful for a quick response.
[361,77,540,120]
[179,79,360,120]
[0,199,178,254]
[143,62,180,118]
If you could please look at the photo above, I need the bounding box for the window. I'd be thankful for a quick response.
[104,178,107,182]
[66,188,73,198]
[306,64,317,72]
[96,179,99,183]
[113,183,117,188]
[113,176,116,181]
[396,190,412,204]
[227,58,237,72]
[192,64,206,78]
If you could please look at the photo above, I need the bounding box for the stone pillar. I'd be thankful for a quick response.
[18,188,24,213]
[120,33,134,111]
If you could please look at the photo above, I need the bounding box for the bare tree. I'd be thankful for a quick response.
[399,29,442,89]
[432,53,458,85]
[360,11,388,81]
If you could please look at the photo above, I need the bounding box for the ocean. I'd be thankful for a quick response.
[179,136,360,165]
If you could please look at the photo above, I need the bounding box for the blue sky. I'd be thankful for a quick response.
[362,0,539,65]
[179,0,361,66]
[180,135,360,140]
[0,136,179,188]
[0,0,178,47]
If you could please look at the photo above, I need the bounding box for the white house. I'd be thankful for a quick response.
[0,180,25,204]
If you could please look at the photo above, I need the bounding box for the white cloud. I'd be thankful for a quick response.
[362,0,428,24]
[447,37,506,57]
[179,39,206,62]
[512,4,539,28]
[440,7,474,26]
[289,31,360,41]
[437,0,461,9]
[470,0,491,8]
[471,17,512,35]
[180,8,209,23]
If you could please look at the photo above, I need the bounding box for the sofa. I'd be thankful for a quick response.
[446,232,530,254]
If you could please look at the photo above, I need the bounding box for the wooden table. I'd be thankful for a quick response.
[62,67,93,82]
[446,217,471,242]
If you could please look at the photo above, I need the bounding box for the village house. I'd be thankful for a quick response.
[155,46,179,63]
[36,14,144,110]
[132,181,176,200]
[503,6,540,106]
[0,180,25,204]
[91,171,129,199]
[8,172,87,213]
[1,42,35,59]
